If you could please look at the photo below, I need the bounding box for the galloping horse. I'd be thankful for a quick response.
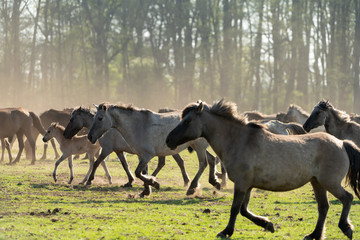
[88,103,221,197]
[63,107,190,187]
[0,107,45,164]
[43,122,109,184]
[304,100,360,146]
[166,99,360,239]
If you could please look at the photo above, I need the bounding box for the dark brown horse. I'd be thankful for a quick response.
[0,107,45,164]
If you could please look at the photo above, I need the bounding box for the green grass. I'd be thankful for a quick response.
[1,145,360,239]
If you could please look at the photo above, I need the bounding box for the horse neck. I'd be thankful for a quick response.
[324,108,347,136]
[81,112,94,129]
[293,110,309,124]
[200,112,245,162]
[108,108,139,144]
[52,127,66,145]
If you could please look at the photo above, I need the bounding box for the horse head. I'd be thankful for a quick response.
[166,101,205,150]
[88,103,112,144]
[303,101,328,132]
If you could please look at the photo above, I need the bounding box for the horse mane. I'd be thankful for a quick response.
[50,122,65,131]
[73,106,96,116]
[243,110,264,119]
[317,100,351,122]
[101,102,153,115]
[288,104,309,116]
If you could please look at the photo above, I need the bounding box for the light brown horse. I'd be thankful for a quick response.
[242,110,284,121]
[0,107,45,164]
[43,122,110,185]
[304,100,360,146]
[166,99,360,239]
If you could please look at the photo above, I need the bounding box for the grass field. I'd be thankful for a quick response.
[1,144,360,240]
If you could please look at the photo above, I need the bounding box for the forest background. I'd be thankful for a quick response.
[1,0,360,115]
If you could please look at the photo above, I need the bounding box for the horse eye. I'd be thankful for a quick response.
[98,117,103,121]
[47,130,50,133]
[184,120,190,125]
[70,118,73,122]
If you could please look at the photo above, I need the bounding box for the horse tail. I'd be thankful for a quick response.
[287,124,307,135]
[344,140,360,199]
[29,111,46,135]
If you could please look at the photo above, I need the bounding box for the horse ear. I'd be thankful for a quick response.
[197,102,204,113]
[102,105,107,111]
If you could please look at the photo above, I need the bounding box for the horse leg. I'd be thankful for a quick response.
[325,185,354,239]
[171,154,190,187]
[186,149,208,195]
[115,151,135,187]
[135,154,158,197]
[51,139,60,159]
[240,188,275,232]
[80,155,94,185]
[151,156,165,177]
[5,139,12,163]
[217,182,246,238]
[100,158,112,185]
[206,150,221,190]
[53,154,69,182]
[67,156,74,184]
[220,161,228,188]
[12,132,24,164]
[1,139,5,162]
[86,150,108,186]
[41,143,48,159]
[303,179,329,240]
[24,130,36,165]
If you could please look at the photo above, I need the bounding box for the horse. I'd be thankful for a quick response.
[303,100,360,146]
[0,107,46,165]
[262,120,307,135]
[242,110,279,121]
[63,107,190,187]
[166,99,360,239]
[282,104,325,132]
[43,122,110,185]
[87,103,221,197]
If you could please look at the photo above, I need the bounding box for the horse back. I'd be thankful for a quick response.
[40,109,71,128]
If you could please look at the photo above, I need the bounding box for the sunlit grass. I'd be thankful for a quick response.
[1,142,360,239]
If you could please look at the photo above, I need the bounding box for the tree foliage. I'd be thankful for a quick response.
[0,0,359,113]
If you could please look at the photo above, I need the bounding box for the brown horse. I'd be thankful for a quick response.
[0,107,45,164]
[166,99,360,239]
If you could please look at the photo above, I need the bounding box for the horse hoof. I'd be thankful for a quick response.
[86,181,91,186]
[344,228,353,239]
[122,182,133,188]
[215,182,221,190]
[153,181,160,190]
[216,232,227,238]
[303,236,313,240]
[186,188,196,196]
[265,222,275,233]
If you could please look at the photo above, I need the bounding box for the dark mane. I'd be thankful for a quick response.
[181,103,202,119]
[73,106,95,116]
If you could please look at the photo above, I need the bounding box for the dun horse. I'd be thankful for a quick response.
[43,122,111,185]
[63,107,190,187]
[88,103,221,197]
[166,99,360,239]
[0,107,45,164]
[304,100,360,146]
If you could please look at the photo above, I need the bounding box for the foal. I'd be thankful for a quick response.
[43,122,111,184]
